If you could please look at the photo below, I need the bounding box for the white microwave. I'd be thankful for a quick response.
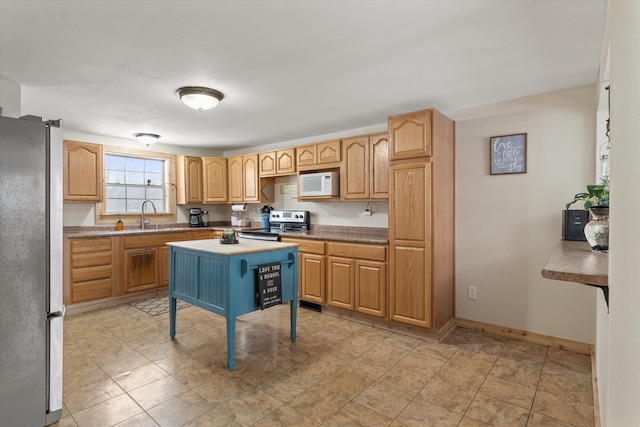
[299,172,340,197]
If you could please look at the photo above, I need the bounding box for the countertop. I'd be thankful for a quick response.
[541,240,608,287]
[64,223,389,245]
[167,238,299,255]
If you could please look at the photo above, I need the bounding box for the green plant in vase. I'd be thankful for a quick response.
[566,177,610,252]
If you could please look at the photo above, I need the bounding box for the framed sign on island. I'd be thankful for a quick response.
[166,238,299,370]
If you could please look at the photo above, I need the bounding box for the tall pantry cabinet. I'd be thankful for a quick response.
[388,108,455,331]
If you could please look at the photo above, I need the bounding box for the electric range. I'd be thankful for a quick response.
[239,210,310,241]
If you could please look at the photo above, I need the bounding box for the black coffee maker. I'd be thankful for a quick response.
[189,208,203,227]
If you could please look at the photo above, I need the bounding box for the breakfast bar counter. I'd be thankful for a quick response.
[167,238,299,370]
[541,240,609,304]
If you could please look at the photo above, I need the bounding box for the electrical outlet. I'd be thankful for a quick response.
[363,207,372,216]
[468,286,477,300]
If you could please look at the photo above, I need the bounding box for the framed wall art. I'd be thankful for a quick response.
[490,133,527,175]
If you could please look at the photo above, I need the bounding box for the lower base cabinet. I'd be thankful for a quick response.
[65,237,114,304]
[122,232,194,294]
[124,248,159,293]
[355,259,386,318]
[327,242,387,318]
[281,238,326,303]
[327,256,355,310]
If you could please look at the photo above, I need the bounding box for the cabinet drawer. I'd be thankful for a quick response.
[70,237,112,254]
[71,279,113,303]
[71,251,112,268]
[281,238,325,255]
[327,242,386,261]
[123,232,191,249]
[71,265,112,282]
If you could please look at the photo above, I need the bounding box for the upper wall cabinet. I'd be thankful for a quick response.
[229,154,274,203]
[259,148,296,177]
[176,156,203,204]
[341,132,388,200]
[297,140,341,170]
[389,110,433,160]
[202,157,228,203]
[63,140,103,202]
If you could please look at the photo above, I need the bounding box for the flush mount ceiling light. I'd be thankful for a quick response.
[134,133,160,146]
[176,86,225,111]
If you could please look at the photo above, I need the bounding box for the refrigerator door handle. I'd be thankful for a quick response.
[47,305,65,319]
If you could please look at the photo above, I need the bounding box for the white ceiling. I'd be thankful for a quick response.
[0,0,607,151]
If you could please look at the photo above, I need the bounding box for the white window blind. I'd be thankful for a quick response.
[104,154,165,213]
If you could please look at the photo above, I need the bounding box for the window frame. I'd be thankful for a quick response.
[95,145,177,224]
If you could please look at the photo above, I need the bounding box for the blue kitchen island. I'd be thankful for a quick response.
[166,238,299,370]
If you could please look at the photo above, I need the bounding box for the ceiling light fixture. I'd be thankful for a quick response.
[134,133,160,146]
[176,86,225,111]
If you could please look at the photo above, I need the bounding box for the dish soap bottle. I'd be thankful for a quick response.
[115,217,124,231]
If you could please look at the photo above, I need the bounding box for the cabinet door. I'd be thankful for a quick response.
[243,154,259,201]
[63,140,103,201]
[341,136,369,200]
[389,245,431,328]
[276,149,296,174]
[317,140,341,163]
[296,145,317,167]
[389,110,432,160]
[389,160,432,328]
[390,161,431,244]
[300,253,325,303]
[228,156,244,202]
[259,152,276,176]
[355,260,386,318]
[124,247,159,293]
[159,245,169,286]
[185,156,203,203]
[327,256,354,310]
[203,157,228,203]
[370,133,389,199]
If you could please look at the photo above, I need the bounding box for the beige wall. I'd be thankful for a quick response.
[452,85,598,344]
[605,0,640,424]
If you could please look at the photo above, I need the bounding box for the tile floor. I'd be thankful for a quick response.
[56,302,595,427]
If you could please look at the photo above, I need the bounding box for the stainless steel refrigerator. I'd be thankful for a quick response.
[0,115,64,426]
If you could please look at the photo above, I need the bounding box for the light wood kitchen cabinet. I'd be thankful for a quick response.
[281,238,326,303]
[122,232,194,293]
[64,237,114,304]
[63,140,103,201]
[229,154,275,203]
[124,247,159,293]
[389,108,455,331]
[370,133,389,199]
[243,154,259,201]
[176,155,203,204]
[202,157,228,203]
[193,230,213,239]
[355,260,387,318]
[327,242,387,318]
[341,132,389,200]
[259,148,296,176]
[327,256,355,310]
[296,140,341,170]
[389,110,433,160]
[228,156,244,202]
[296,145,317,167]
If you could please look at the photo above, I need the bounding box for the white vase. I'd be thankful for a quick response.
[584,207,609,252]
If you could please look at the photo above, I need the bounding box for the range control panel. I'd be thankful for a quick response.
[269,210,309,224]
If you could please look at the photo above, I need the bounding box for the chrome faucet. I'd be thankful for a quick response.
[141,200,157,229]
